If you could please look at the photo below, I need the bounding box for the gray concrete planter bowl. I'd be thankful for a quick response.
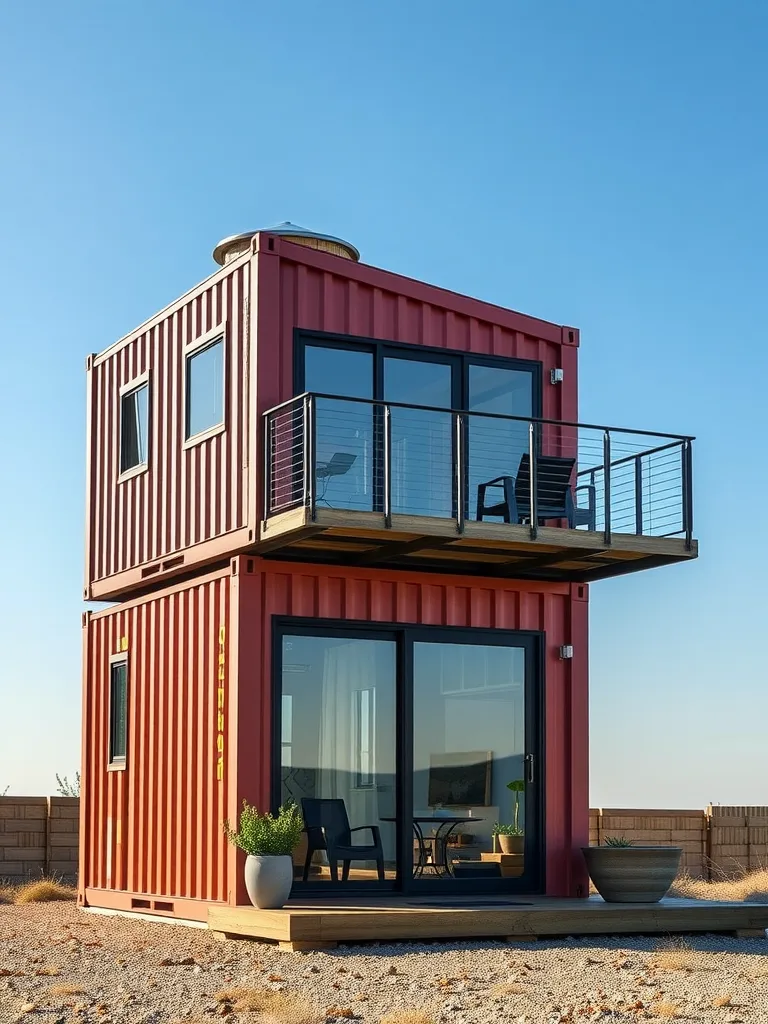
[582,846,682,903]
[244,854,294,909]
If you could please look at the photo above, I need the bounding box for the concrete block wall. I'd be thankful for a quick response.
[0,797,79,881]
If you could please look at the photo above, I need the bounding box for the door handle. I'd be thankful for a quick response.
[524,753,535,785]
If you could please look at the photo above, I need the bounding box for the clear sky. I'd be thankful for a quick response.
[1,1,766,808]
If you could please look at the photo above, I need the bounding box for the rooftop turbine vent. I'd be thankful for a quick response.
[212,221,360,266]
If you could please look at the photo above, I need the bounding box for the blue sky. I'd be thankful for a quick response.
[0,1,766,806]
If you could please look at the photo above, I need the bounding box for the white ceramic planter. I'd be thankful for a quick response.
[244,854,294,909]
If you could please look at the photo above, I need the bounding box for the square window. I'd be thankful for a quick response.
[109,660,128,766]
[186,338,224,440]
[120,382,149,474]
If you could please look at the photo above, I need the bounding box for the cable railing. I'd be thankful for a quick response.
[263,393,694,549]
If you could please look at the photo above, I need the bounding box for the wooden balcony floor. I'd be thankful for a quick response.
[209,895,767,950]
[257,507,698,582]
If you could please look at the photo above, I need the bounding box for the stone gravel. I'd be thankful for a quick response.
[1,903,767,1023]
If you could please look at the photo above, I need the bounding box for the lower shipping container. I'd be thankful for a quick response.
[80,556,589,920]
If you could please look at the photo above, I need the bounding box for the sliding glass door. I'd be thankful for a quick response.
[275,622,542,896]
[279,632,398,887]
[409,637,537,893]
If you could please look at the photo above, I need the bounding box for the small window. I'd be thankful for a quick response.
[120,382,149,474]
[109,659,128,766]
[185,337,224,440]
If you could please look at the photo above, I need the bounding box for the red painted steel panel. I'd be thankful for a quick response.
[235,557,589,900]
[80,567,232,905]
[254,234,579,427]
[85,258,252,600]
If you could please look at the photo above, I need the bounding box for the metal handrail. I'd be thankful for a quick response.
[263,392,695,548]
[263,392,696,443]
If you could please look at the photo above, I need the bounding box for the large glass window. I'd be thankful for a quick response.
[412,641,527,883]
[120,381,149,474]
[468,365,534,521]
[384,357,453,517]
[305,346,374,512]
[186,338,224,440]
[109,659,128,767]
[280,634,397,884]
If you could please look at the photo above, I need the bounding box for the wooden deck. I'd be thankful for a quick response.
[257,507,697,583]
[209,896,768,951]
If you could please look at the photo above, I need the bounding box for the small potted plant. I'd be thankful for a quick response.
[492,779,526,854]
[493,822,524,855]
[224,801,303,909]
[582,836,682,903]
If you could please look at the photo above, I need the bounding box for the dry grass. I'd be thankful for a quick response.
[712,994,732,1007]
[14,878,76,904]
[649,1002,683,1019]
[671,868,768,902]
[214,988,321,1022]
[48,984,86,997]
[647,937,698,974]
[379,1012,438,1024]
[0,883,16,903]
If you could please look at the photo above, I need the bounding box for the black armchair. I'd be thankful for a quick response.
[477,454,596,530]
[300,798,385,882]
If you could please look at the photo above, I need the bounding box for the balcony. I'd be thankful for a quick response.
[258,394,697,582]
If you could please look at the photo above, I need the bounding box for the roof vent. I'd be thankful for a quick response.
[212,221,360,266]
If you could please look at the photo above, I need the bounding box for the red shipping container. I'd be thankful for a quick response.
[84,230,579,601]
[80,556,589,920]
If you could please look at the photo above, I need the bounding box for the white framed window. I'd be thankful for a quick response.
[184,325,226,444]
[108,656,128,769]
[119,373,149,478]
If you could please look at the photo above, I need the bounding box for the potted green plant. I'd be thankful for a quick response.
[582,836,682,903]
[224,801,303,909]
[492,779,526,854]
[492,821,524,855]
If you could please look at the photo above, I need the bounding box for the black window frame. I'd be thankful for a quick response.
[272,616,545,898]
[108,656,128,768]
[293,328,543,418]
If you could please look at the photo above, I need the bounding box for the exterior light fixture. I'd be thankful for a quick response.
[550,368,564,384]
[559,644,574,659]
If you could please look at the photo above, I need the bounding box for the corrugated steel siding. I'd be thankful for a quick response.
[255,236,578,424]
[86,261,250,589]
[236,559,588,897]
[82,571,230,902]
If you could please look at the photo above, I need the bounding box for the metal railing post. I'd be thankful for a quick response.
[383,404,392,528]
[603,429,612,545]
[456,413,466,534]
[683,439,693,550]
[303,394,317,521]
[263,413,271,518]
[634,455,643,535]
[528,421,538,539]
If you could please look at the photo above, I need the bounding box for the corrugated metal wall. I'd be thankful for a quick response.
[235,558,589,898]
[254,235,579,424]
[85,259,251,596]
[81,569,231,903]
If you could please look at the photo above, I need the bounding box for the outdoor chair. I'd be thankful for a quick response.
[476,454,596,530]
[315,452,356,503]
[300,798,385,882]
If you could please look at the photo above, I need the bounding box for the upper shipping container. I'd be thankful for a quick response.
[85,228,580,600]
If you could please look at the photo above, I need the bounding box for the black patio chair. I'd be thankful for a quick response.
[477,454,595,529]
[300,798,385,882]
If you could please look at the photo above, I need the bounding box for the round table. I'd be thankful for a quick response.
[381,816,482,877]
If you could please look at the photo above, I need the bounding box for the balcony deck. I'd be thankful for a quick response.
[257,506,697,582]
[262,394,697,583]
[209,895,767,950]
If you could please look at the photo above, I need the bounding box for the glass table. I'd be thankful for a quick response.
[381,815,482,877]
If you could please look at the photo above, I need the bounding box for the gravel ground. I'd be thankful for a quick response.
[1,903,768,1023]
